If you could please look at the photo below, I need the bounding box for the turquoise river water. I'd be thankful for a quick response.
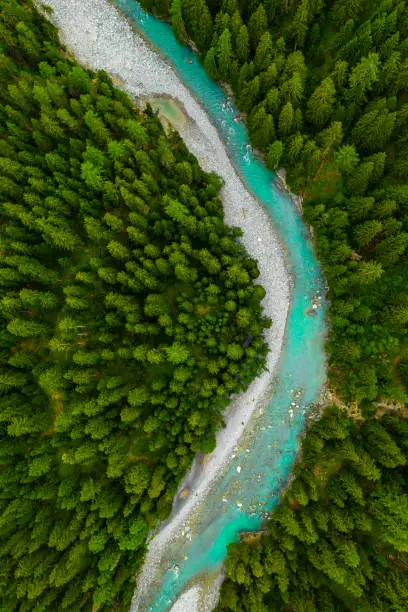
[114,1,327,609]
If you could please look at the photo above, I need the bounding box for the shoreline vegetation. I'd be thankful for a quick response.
[136,0,408,610]
[0,1,292,611]
[140,0,408,404]
[217,407,408,611]
[38,2,294,610]
[110,0,304,249]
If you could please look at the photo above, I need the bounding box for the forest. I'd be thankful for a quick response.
[0,2,271,609]
[141,0,408,406]
[138,0,408,609]
[217,408,408,611]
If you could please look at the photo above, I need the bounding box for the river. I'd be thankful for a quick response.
[115,3,327,609]
[41,1,327,609]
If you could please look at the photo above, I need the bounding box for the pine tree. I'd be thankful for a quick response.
[266,141,284,170]
[170,0,187,43]
[332,0,363,26]
[230,9,243,39]
[217,29,233,81]
[195,0,213,50]
[354,219,383,247]
[335,144,359,173]
[318,121,343,156]
[287,132,304,164]
[352,108,396,152]
[331,60,349,89]
[204,46,219,79]
[347,161,374,195]
[238,75,260,112]
[236,24,250,62]
[348,53,380,103]
[376,233,408,267]
[280,72,304,106]
[248,3,268,49]
[254,31,272,72]
[182,0,198,35]
[278,101,294,136]
[306,77,336,127]
[291,0,310,48]
[352,260,383,285]
[248,106,275,149]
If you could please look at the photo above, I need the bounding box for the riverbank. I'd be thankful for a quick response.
[39,0,291,610]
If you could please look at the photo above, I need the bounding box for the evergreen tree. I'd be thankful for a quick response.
[248,106,275,149]
[170,0,187,43]
[236,24,250,62]
[352,107,396,152]
[254,31,272,72]
[354,219,383,247]
[335,144,359,173]
[217,28,234,80]
[348,53,380,102]
[306,77,336,127]
[278,101,294,135]
[266,140,284,169]
[248,3,268,49]
[196,0,214,50]
[204,46,219,79]
[332,0,363,26]
[291,0,310,48]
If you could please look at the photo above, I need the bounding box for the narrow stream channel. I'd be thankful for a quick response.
[109,2,328,610]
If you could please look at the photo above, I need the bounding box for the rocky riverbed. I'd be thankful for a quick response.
[37,1,291,609]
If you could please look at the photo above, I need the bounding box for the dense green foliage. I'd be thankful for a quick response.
[0,2,270,609]
[138,0,408,609]
[141,0,408,404]
[217,409,408,611]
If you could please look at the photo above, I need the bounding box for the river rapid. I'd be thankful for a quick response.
[40,1,327,610]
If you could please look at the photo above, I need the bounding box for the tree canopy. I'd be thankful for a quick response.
[141,0,408,405]
[0,2,270,609]
[139,0,408,608]
[217,409,408,611]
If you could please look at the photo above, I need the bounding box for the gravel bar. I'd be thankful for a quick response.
[38,1,291,609]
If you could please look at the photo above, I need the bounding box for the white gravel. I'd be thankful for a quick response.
[169,586,201,612]
[39,1,291,609]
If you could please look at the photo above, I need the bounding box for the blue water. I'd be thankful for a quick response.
[113,2,327,609]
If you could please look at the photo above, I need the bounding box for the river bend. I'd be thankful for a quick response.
[40,1,326,609]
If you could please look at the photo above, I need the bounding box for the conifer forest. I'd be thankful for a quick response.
[1,0,408,610]
[139,0,408,608]
[0,2,269,608]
